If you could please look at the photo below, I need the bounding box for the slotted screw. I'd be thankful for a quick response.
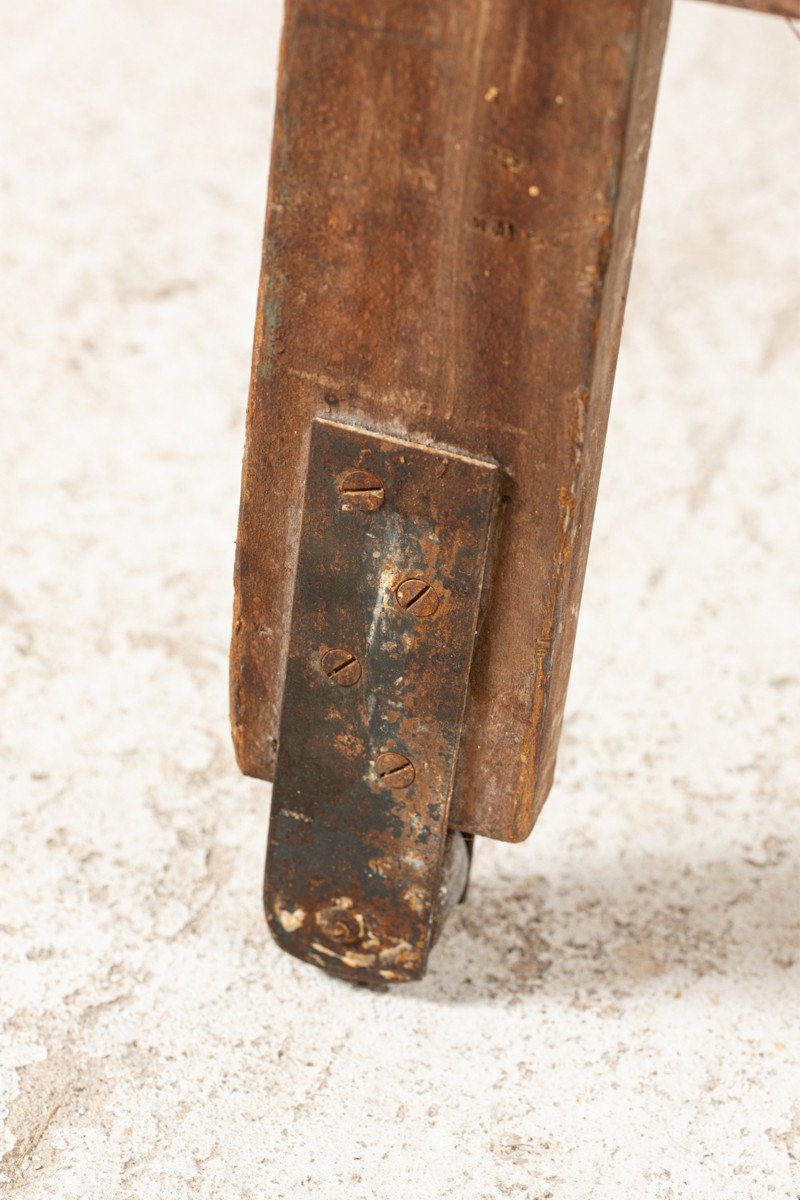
[395,577,439,618]
[339,469,385,512]
[320,648,362,686]
[316,906,362,944]
[374,751,416,789]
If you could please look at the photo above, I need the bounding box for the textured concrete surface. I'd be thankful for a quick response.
[2,3,799,1198]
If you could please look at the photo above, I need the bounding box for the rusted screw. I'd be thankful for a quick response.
[320,648,362,686]
[395,577,439,618]
[339,469,385,512]
[316,906,362,944]
[375,751,416,789]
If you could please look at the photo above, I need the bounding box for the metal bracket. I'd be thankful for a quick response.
[265,418,499,984]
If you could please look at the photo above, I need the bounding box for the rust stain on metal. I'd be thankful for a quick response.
[265,418,498,984]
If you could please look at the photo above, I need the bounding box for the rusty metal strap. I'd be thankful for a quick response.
[265,418,499,983]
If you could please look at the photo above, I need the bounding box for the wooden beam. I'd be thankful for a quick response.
[697,0,799,16]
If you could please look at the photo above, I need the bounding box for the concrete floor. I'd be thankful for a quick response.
[2,3,799,1198]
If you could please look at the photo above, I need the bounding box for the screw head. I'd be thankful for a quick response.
[395,577,439,618]
[316,906,362,944]
[320,648,362,686]
[340,469,385,512]
[374,751,416,789]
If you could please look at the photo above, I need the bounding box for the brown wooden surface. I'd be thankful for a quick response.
[231,0,672,842]
[699,0,800,16]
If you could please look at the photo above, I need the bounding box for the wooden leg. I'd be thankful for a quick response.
[231,0,672,845]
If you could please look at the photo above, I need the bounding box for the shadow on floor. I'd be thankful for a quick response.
[407,840,797,1006]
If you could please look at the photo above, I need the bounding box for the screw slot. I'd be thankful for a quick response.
[374,751,416,789]
[395,577,439,618]
[340,469,385,512]
[320,648,362,686]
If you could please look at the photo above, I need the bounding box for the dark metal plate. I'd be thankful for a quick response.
[265,418,498,983]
